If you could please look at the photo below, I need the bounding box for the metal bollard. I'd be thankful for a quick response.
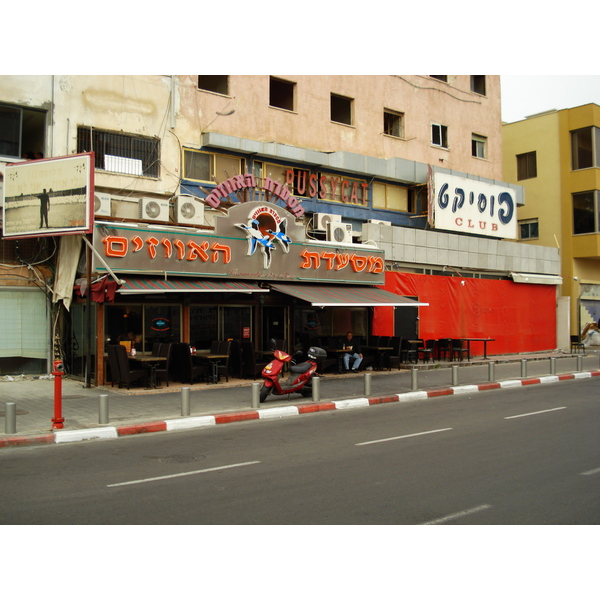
[4,402,16,434]
[577,355,583,372]
[452,365,458,386]
[181,387,190,416]
[488,361,495,382]
[521,359,527,378]
[411,368,418,391]
[364,372,372,396]
[99,394,109,424]
[550,357,556,375]
[251,382,260,409]
[312,376,320,402]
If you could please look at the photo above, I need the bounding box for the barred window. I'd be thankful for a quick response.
[77,127,160,178]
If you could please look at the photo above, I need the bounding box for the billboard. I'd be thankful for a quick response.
[2,153,94,238]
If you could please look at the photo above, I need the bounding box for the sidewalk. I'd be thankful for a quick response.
[1,349,599,448]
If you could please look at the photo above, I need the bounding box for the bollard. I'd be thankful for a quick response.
[364,372,372,396]
[411,368,418,391]
[181,387,190,416]
[577,355,583,372]
[251,382,260,409]
[550,357,556,375]
[452,365,458,386]
[521,359,527,378]
[488,361,495,382]
[312,376,320,402]
[4,402,16,434]
[99,394,109,424]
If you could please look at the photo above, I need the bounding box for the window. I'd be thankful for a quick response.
[519,218,539,240]
[470,76,486,96]
[197,76,229,95]
[573,190,600,234]
[431,123,448,148]
[183,149,243,184]
[0,104,46,159]
[373,182,410,212]
[330,93,353,125]
[517,151,537,180]
[77,127,160,178]
[430,76,448,82]
[571,127,600,170]
[472,134,487,159]
[269,77,295,111]
[383,109,404,138]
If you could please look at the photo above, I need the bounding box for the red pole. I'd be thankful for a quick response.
[52,360,65,429]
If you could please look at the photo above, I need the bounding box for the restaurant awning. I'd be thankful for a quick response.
[510,272,563,285]
[117,275,268,294]
[269,283,428,307]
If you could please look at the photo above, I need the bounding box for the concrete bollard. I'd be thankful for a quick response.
[411,368,418,391]
[364,372,372,396]
[99,394,109,424]
[488,361,495,382]
[452,365,459,386]
[4,402,16,434]
[251,382,260,409]
[550,357,556,375]
[181,387,190,416]
[521,359,527,378]
[577,355,583,372]
[312,376,320,402]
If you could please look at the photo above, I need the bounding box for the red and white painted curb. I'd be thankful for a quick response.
[2,370,599,448]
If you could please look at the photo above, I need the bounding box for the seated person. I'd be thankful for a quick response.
[582,322,600,347]
[342,331,363,373]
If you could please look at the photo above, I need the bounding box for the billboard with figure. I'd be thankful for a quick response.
[2,153,94,238]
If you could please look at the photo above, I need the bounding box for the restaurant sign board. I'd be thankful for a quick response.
[92,202,385,285]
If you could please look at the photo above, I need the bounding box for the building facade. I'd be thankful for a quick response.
[503,103,600,345]
[0,75,561,381]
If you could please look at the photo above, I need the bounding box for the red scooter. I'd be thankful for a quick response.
[260,346,327,402]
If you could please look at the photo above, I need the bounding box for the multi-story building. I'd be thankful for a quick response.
[0,75,561,382]
[503,103,600,346]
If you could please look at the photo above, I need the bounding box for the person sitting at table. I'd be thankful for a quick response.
[342,331,363,373]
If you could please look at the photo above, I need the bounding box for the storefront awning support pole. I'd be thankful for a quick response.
[82,236,125,285]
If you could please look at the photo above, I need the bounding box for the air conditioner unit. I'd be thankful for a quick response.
[139,197,170,222]
[368,219,392,226]
[175,195,204,225]
[327,222,353,243]
[94,193,111,217]
[314,213,341,231]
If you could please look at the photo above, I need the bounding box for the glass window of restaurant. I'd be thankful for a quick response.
[190,305,252,348]
[294,306,368,348]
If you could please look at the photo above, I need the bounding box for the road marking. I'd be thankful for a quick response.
[107,461,261,488]
[504,407,567,420]
[421,504,492,525]
[356,428,452,446]
[580,467,600,476]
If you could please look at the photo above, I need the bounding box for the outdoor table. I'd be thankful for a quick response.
[129,354,167,389]
[363,346,393,370]
[195,353,229,384]
[460,338,495,359]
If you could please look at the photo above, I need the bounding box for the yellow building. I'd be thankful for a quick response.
[503,103,600,345]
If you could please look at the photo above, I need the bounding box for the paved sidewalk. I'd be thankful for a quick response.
[1,349,598,448]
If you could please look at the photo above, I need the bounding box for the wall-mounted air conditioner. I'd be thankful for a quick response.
[175,195,204,225]
[139,197,170,222]
[94,193,112,217]
[327,222,353,243]
[368,219,392,226]
[314,213,341,231]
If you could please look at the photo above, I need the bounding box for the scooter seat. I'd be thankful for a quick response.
[290,362,311,374]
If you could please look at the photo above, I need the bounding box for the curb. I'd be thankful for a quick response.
[2,370,599,448]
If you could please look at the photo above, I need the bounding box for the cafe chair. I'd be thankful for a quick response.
[436,338,452,361]
[216,340,231,382]
[106,345,121,387]
[151,342,162,356]
[387,338,403,371]
[241,341,269,379]
[570,335,585,354]
[400,338,418,364]
[154,343,173,387]
[418,339,435,363]
[114,344,148,389]
[451,339,470,362]
[178,342,208,384]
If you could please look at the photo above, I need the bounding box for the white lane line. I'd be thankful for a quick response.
[504,406,567,420]
[107,461,261,488]
[356,428,452,446]
[580,467,600,476]
[421,504,492,525]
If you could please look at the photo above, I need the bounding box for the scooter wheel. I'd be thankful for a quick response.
[301,387,312,397]
[259,384,270,403]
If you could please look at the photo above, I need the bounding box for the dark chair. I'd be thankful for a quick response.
[387,338,403,370]
[570,335,585,354]
[275,339,287,352]
[451,339,469,362]
[216,340,231,382]
[106,345,120,387]
[155,343,172,387]
[400,338,418,363]
[151,342,162,356]
[178,342,209,384]
[228,339,243,378]
[437,338,451,361]
[418,339,434,363]
[114,344,148,389]
[241,341,269,379]
[210,340,220,354]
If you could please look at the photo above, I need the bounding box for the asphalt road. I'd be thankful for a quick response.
[1,378,598,525]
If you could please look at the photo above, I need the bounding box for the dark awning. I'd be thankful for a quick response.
[118,275,267,294]
[270,283,428,307]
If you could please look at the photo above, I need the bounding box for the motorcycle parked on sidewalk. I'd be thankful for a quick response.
[259,346,327,402]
